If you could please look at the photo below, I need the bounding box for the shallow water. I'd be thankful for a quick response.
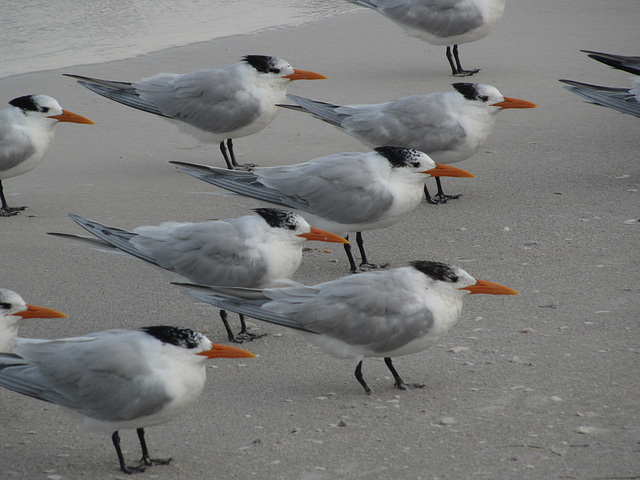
[1,0,353,79]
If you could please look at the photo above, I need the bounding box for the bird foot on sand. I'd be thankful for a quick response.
[232,331,268,343]
[453,68,480,77]
[233,163,257,171]
[140,456,172,467]
[395,381,425,391]
[0,206,26,216]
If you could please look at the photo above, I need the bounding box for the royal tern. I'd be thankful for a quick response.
[0,288,68,352]
[64,55,327,169]
[0,95,94,216]
[560,50,640,118]
[346,0,506,76]
[180,260,518,394]
[0,325,255,473]
[279,84,537,202]
[50,209,348,342]
[171,147,474,272]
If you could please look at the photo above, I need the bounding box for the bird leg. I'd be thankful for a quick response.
[220,311,265,343]
[356,232,388,270]
[384,357,425,390]
[446,45,480,77]
[0,181,26,216]
[137,428,172,467]
[423,179,462,204]
[354,360,372,395]
[112,431,146,474]
[219,139,256,171]
[235,313,267,342]
[343,236,359,273]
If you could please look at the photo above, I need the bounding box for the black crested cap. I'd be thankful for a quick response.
[9,95,40,112]
[375,146,423,168]
[141,326,202,349]
[243,55,281,74]
[410,261,459,283]
[254,208,298,230]
[452,83,482,101]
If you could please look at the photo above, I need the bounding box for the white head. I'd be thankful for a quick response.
[8,94,94,125]
[0,288,67,352]
[242,55,327,83]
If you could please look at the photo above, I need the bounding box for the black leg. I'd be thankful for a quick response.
[219,310,238,342]
[452,45,480,77]
[423,183,440,205]
[235,313,267,342]
[445,46,458,76]
[224,139,256,171]
[0,180,26,216]
[354,360,372,395]
[226,139,238,168]
[384,357,425,390]
[137,428,171,467]
[343,236,358,273]
[219,141,234,169]
[112,431,145,474]
[434,177,462,202]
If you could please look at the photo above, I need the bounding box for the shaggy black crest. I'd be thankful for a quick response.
[9,95,41,112]
[410,261,459,283]
[452,83,485,102]
[243,55,281,74]
[375,146,423,169]
[141,326,202,349]
[255,208,298,230]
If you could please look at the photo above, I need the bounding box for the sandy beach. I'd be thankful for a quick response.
[1,1,638,478]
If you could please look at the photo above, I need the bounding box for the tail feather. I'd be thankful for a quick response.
[180,288,315,333]
[284,94,346,128]
[560,79,640,118]
[170,161,311,212]
[581,50,640,76]
[66,214,161,267]
[64,74,168,117]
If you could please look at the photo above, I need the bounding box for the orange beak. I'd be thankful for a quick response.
[422,164,476,178]
[17,304,68,319]
[298,227,349,244]
[491,97,539,109]
[48,109,95,124]
[461,279,519,295]
[198,344,257,359]
[284,69,328,81]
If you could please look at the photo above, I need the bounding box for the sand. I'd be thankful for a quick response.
[1,1,638,478]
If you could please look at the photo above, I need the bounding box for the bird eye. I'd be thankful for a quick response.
[269,68,281,74]
[0,302,11,309]
[478,95,489,102]
[41,107,50,113]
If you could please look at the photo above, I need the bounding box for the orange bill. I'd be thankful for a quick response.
[284,69,328,81]
[298,227,349,244]
[461,279,519,295]
[48,109,95,124]
[491,97,539,109]
[422,164,476,178]
[18,304,68,319]
[198,344,257,359]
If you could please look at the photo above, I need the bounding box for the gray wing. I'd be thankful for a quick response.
[340,95,466,154]
[183,271,435,355]
[173,155,396,225]
[64,74,167,117]
[66,214,270,287]
[560,79,640,118]
[133,68,261,133]
[582,50,640,76]
[4,333,169,422]
[0,110,37,172]
[365,0,483,37]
